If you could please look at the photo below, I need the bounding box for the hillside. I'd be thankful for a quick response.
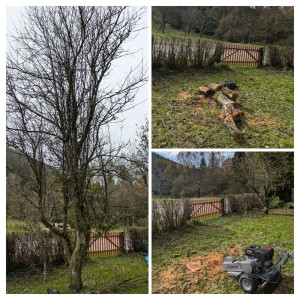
[152,6,294,47]
[6,147,31,186]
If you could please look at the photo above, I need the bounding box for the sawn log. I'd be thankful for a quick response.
[214,91,245,142]
[220,87,239,101]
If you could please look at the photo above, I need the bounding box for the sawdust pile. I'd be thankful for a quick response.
[249,118,274,127]
[155,248,293,294]
[156,252,226,294]
[177,92,192,101]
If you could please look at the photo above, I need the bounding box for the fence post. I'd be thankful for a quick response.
[120,232,125,254]
[258,47,264,67]
[221,198,225,216]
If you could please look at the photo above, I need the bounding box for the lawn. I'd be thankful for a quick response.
[7,253,148,294]
[6,219,43,233]
[152,209,294,294]
[152,66,294,148]
[153,24,214,41]
[152,25,263,47]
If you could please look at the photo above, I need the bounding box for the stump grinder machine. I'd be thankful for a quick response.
[221,244,294,294]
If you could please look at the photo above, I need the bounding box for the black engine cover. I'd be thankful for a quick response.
[245,245,274,263]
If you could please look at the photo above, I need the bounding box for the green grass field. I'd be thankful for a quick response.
[6,219,43,233]
[152,66,294,148]
[152,25,263,47]
[7,253,148,294]
[153,24,213,41]
[152,209,294,294]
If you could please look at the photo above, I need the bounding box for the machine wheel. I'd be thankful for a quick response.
[239,274,258,294]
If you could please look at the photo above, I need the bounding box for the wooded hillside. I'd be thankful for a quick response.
[152,152,294,208]
[152,6,294,46]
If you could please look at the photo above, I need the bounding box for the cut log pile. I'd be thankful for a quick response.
[198,84,246,142]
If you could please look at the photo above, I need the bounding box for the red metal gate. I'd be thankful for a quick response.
[190,198,223,220]
[221,43,263,66]
[88,231,124,257]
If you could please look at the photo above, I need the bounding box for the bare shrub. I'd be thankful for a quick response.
[152,199,192,234]
[152,36,223,70]
[224,193,263,213]
[266,45,294,68]
[225,195,239,213]
[6,231,66,273]
[126,227,148,253]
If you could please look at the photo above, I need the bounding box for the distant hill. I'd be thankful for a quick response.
[6,147,55,186]
[6,147,31,186]
[152,152,186,198]
[152,152,178,164]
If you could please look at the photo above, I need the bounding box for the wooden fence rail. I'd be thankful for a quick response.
[221,43,263,66]
[88,231,124,258]
[190,198,224,220]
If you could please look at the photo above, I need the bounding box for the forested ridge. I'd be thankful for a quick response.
[152,152,294,206]
[152,6,294,46]
[152,152,237,198]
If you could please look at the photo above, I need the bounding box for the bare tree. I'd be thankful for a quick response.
[7,6,147,293]
[231,152,294,214]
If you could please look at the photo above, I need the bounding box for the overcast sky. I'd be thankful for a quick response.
[154,151,181,162]
[154,151,235,164]
[6,6,149,146]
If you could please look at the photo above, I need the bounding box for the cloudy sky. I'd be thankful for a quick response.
[154,151,181,162]
[154,151,235,164]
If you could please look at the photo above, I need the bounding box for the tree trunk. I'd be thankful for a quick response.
[214,91,245,142]
[43,240,47,283]
[69,230,88,293]
[264,189,270,214]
